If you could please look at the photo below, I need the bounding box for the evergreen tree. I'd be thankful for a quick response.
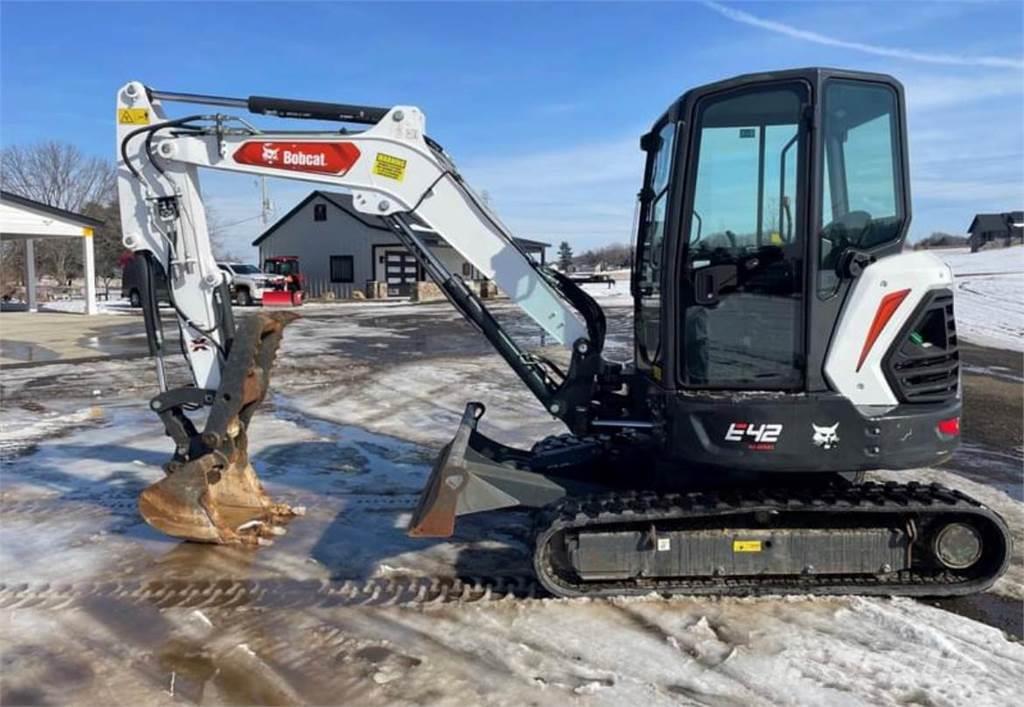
[557,241,574,271]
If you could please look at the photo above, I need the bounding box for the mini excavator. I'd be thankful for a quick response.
[117,68,1010,597]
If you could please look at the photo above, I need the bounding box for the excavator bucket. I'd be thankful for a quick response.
[138,311,304,544]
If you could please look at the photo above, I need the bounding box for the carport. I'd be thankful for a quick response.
[0,190,104,315]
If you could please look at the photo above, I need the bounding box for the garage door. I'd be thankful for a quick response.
[385,252,419,297]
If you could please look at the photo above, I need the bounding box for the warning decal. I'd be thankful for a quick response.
[733,540,762,553]
[118,108,150,125]
[373,153,407,181]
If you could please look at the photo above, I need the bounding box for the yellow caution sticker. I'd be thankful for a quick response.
[118,108,150,125]
[733,540,762,553]
[373,153,407,181]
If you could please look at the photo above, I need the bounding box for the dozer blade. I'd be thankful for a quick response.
[261,289,302,307]
[408,403,581,538]
[139,311,304,545]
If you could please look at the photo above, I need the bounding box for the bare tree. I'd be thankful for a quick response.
[0,240,27,298]
[1,141,115,211]
[83,199,126,296]
[574,243,632,270]
[204,205,238,261]
[1,142,117,286]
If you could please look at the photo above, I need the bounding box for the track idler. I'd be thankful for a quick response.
[139,311,304,545]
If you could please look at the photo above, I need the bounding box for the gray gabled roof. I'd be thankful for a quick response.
[253,190,550,251]
[968,211,1023,234]
[252,191,390,246]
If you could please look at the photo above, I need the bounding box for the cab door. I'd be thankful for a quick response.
[633,120,676,384]
[679,82,810,390]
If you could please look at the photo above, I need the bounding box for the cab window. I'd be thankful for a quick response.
[819,81,904,296]
[635,121,676,366]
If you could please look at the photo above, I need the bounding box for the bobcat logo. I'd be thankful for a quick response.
[261,143,280,163]
[812,423,840,450]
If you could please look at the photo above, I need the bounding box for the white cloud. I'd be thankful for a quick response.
[903,73,1024,112]
[703,1,1024,70]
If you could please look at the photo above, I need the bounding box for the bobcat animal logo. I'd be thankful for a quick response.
[812,423,840,450]
[261,143,280,163]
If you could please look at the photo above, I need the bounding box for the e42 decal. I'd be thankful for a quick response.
[724,422,783,450]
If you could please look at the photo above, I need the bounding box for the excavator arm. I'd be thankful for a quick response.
[116,82,620,543]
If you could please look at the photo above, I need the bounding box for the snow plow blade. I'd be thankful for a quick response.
[139,311,304,544]
[262,290,302,307]
[407,403,576,538]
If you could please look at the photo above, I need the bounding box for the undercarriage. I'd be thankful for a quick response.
[408,402,1012,598]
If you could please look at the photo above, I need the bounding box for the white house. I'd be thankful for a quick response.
[0,190,104,314]
[252,191,549,298]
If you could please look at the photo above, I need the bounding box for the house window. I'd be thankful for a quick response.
[462,262,473,278]
[330,255,354,283]
[314,203,327,222]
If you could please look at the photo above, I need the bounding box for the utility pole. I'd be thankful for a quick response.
[259,177,273,226]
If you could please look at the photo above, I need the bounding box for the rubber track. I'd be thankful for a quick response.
[534,480,1012,598]
[0,575,540,611]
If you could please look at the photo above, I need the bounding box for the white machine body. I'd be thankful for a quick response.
[824,251,955,408]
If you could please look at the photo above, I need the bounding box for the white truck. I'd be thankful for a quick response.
[216,262,281,306]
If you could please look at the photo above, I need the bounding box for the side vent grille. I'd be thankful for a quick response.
[883,289,959,404]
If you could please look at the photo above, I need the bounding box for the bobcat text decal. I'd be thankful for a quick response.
[233,141,361,175]
[724,422,783,451]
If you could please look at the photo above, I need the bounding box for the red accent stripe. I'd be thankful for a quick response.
[856,288,911,372]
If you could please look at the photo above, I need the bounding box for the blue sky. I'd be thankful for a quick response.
[2,0,1022,258]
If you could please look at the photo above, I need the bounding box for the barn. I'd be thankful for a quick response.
[966,211,1023,252]
[252,191,549,298]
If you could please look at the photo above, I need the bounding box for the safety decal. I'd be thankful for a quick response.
[118,108,150,125]
[733,540,762,553]
[373,153,407,181]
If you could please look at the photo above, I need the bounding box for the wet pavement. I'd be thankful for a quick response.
[0,311,174,367]
[1,300,1022,704]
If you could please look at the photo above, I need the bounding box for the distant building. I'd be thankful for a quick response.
[967,211,1023,252]
[253,191,548,298]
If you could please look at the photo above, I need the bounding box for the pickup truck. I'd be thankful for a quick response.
[216,262,283,306]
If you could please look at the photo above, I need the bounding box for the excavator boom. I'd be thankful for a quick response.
[117,82,612,544]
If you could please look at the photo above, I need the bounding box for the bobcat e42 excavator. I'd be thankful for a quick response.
[116,68,1011,598]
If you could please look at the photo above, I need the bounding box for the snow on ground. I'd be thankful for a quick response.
[37,298,135,315]
[1,289,1022,704]
[2,387,1023,705]
[933,246,1024,352]
[579,275,633,307]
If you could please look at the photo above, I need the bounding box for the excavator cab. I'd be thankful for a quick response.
[631,69,960,473]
